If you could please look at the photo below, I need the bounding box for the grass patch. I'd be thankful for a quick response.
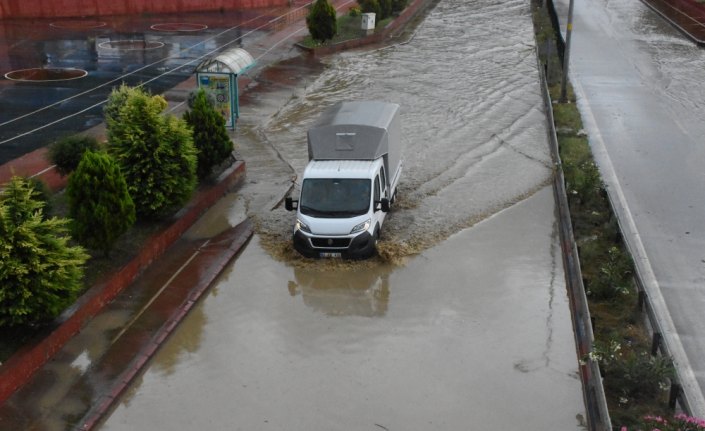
[532,1,674,427]
[300,14,367,48]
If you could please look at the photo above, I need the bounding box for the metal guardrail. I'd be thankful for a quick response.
[536,55,612,431]
[537,0,697,422]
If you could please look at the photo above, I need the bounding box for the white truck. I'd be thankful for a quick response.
[285,101,403,259]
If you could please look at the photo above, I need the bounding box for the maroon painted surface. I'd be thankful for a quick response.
[0,0,289,20]
[0,161,246,405]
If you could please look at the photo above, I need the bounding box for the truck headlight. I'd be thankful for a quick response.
[350,219,371,234]
[295,219,311,233]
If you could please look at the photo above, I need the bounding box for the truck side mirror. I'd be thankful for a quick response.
[380,198,390,213]
[285,197,298,211]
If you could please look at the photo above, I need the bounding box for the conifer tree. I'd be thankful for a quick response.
[106,85,197,219]
[184,89,234,180]
[67,150,135,256]
[307,0,338,43]
[0,177,88,327]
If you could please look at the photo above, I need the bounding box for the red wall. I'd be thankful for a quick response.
[0,0,289,20]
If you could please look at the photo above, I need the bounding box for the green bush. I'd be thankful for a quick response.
[67,150,135,256]
[306,0,338,43]
[379,0,392,20]
[106,85,197,219]
[349,6,362,16]
[0,177,88,327]
[26,177,53,217]
[358,0,382,20]
[391,0,407,13]
[587,246,633,300]
[184,89,234,180]
[47,135,100,177]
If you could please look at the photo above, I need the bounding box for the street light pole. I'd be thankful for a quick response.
[560,0,575,103]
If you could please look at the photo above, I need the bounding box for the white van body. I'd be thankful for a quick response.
[286,101,402,259]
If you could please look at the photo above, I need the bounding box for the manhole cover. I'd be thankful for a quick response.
[98,40,165,50]
[150,23,208,32]
[4,68,88,82]
[50,20,107,29]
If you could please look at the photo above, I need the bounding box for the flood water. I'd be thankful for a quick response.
[245,0,552,260]
[100,0,585,428]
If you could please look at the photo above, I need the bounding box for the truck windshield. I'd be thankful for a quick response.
[300,179,371,218]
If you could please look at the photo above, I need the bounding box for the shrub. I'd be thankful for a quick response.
[593,340,673,402]
[391,0,407,13]
[378,0,392,20]
[0,177,88,327]
[183,89,234,180]
[47,135,100,177]
[358,0,382,20]
[26,177,53,217]
[307,0,338,42]
[67,150,135,256]
[587,246,633,300]
[106,85,197,219]
[349,6,362,16]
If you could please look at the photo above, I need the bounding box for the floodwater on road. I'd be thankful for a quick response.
[249,0,552,260]
[103,187,584,430]
[99,0,585,428]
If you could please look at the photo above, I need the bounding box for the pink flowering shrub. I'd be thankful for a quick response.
[622,414,705,430]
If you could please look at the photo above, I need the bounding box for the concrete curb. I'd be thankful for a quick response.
[0,161,246,405]
[78,219,254,431]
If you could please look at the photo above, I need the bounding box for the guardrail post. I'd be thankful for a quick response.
[669,382,681,410]
[637,289,646,312]
[651,332,662,356]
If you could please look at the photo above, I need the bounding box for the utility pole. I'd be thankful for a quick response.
[560,0,575,103]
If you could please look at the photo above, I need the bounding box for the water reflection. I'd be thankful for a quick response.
[287,264,392,317]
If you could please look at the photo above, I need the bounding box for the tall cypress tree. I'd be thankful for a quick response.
[307,0,338,43]
[183,89,234,180]
[0,177,88,327]
[67,150,136,256]
[106,85,197,219]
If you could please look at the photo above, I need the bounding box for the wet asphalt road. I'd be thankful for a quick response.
[98,0,585,428]
[555,0,705,414]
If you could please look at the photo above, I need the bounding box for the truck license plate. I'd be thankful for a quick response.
[320,252,342,258]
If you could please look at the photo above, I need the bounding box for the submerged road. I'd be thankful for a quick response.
[98,0,586,428]
[556,0,705,415]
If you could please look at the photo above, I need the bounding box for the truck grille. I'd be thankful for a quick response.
[311,237,351,248]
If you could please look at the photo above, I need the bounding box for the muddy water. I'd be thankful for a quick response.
[233,0,552,262]
[99,0,586,428]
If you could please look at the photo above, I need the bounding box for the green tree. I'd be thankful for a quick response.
[358,0,382,20]
[378,0,392,20]
[67,150,135,256]
[0,177,88,327]
[306,0,338,43]
[106,85,197,219]
[391,0,407,13]
[183,89,234,180]
[47,135,100,177]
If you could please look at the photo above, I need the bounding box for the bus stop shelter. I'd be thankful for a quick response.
[195,48,255,129]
